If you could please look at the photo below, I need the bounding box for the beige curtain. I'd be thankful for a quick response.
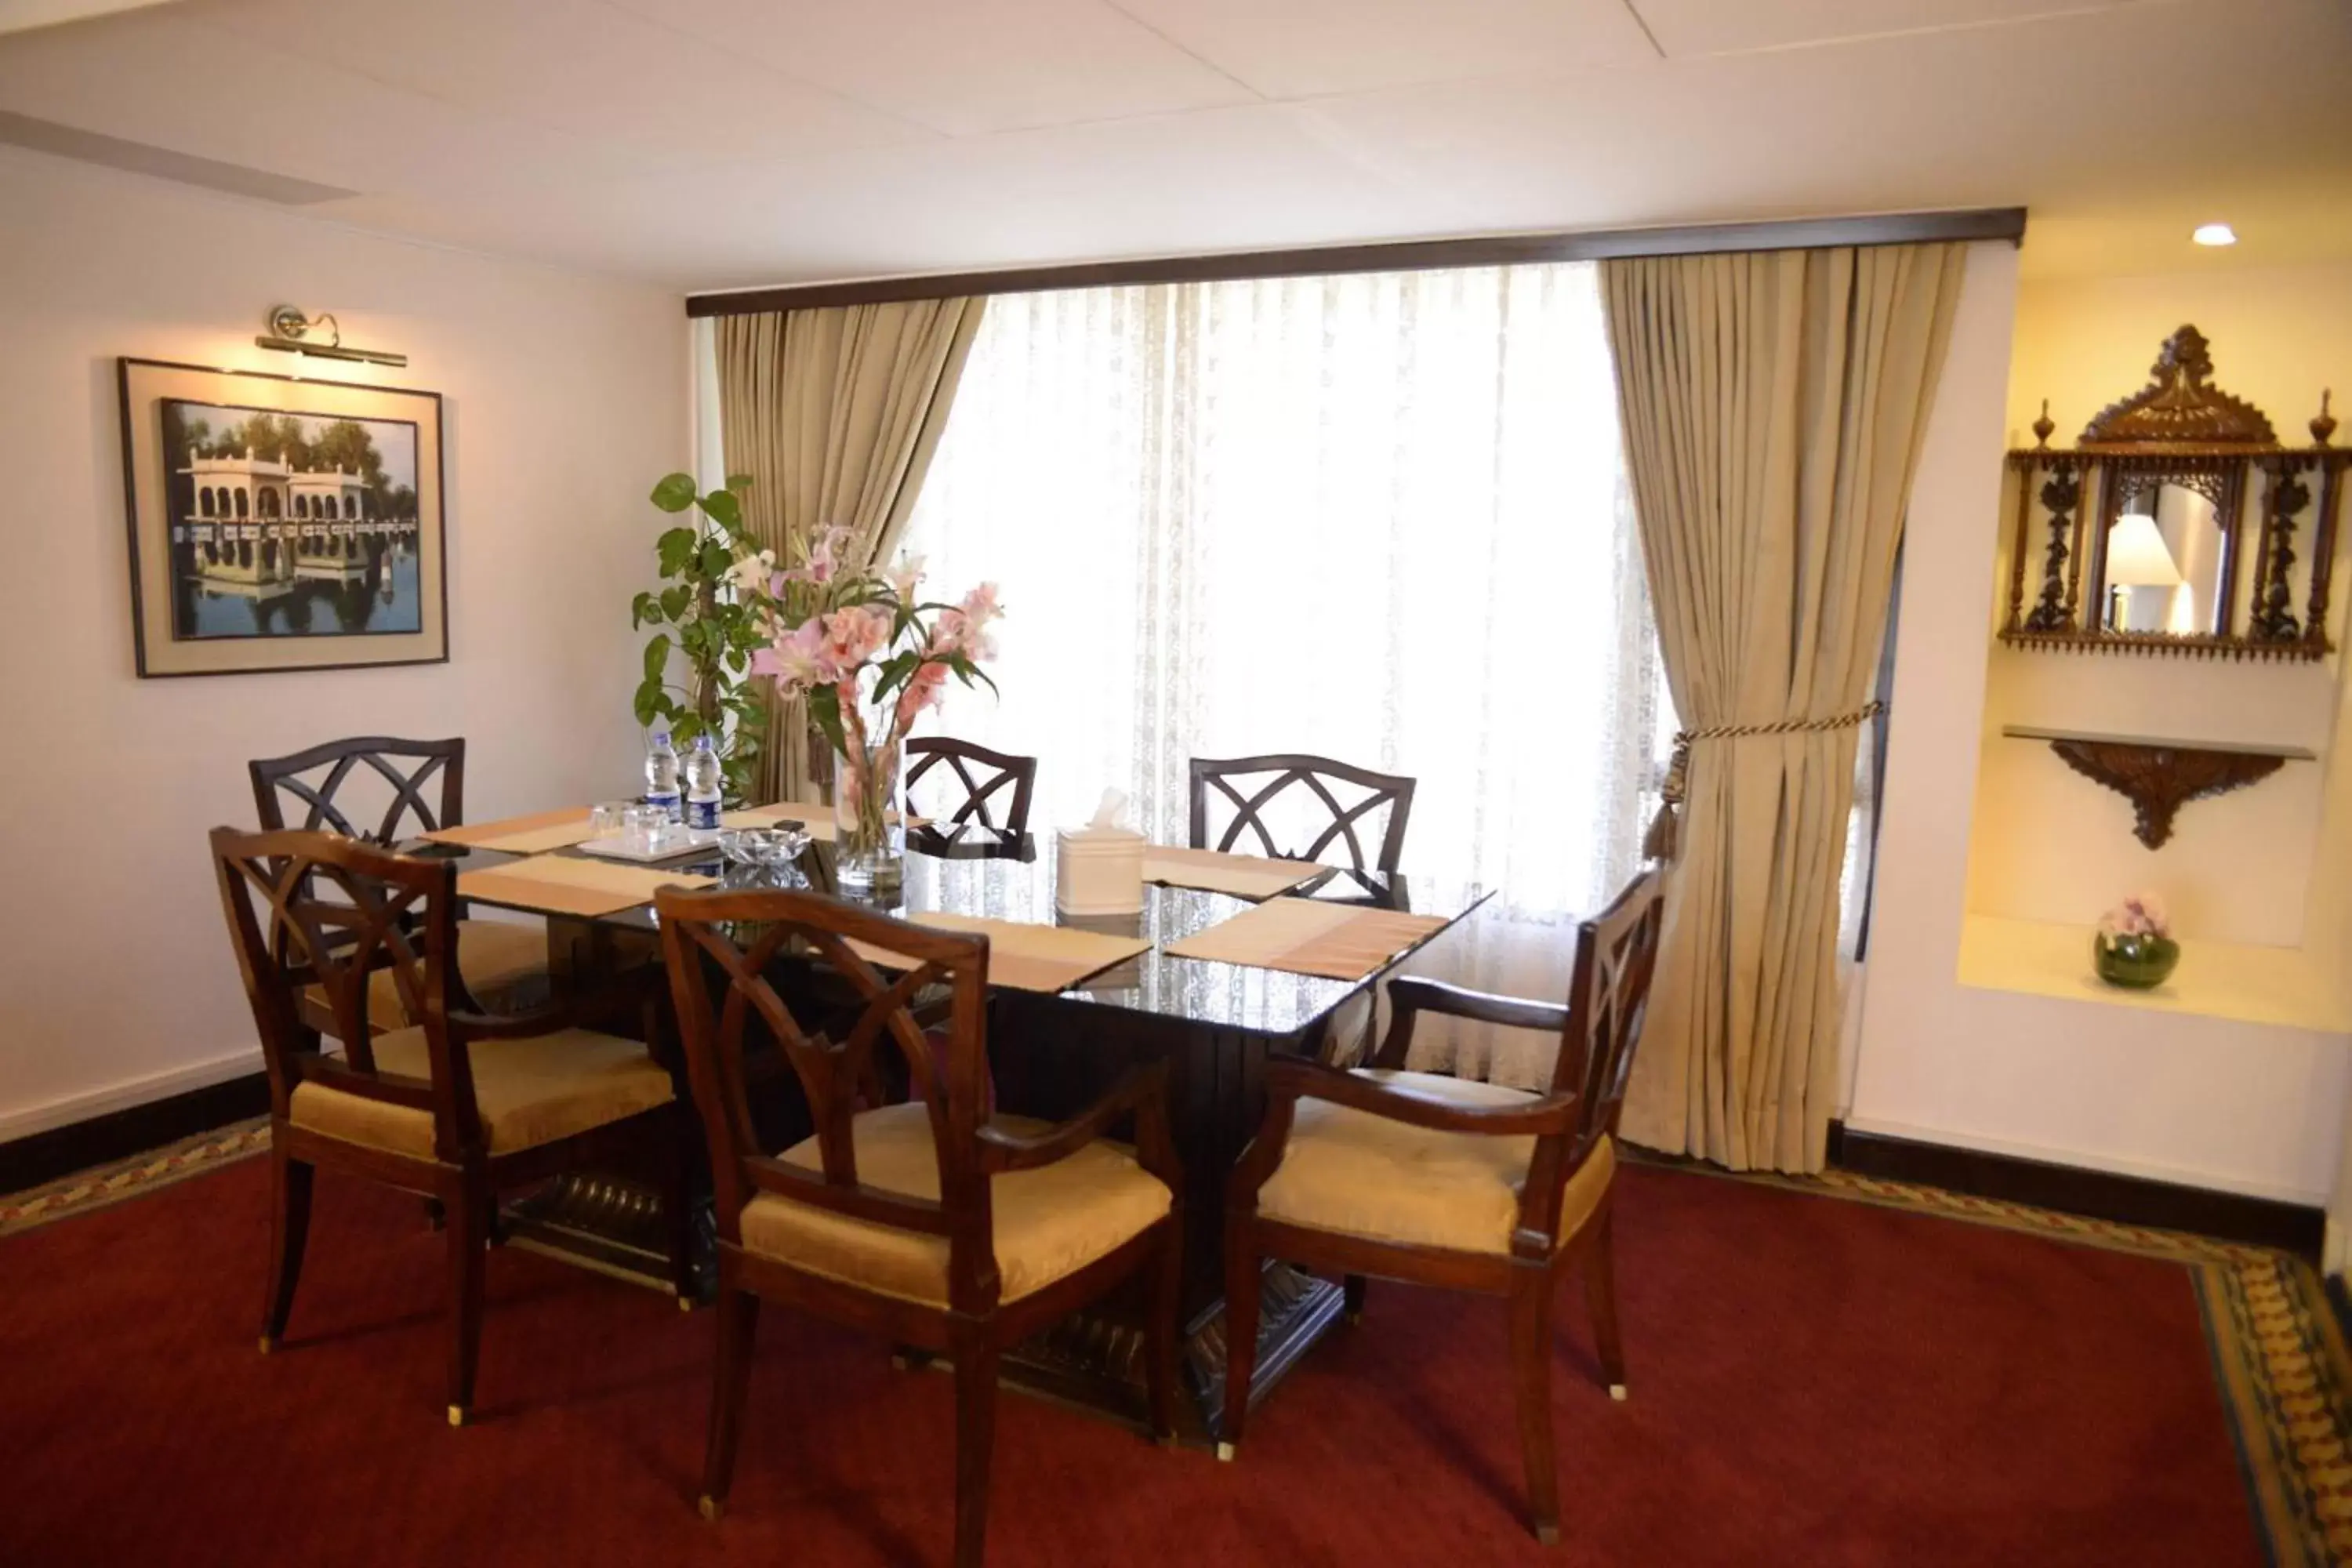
[716,298,985,801]
[1602,243,1965,1173]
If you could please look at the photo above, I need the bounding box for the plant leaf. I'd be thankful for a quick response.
[699,540,733,580]
[650,472,699,513]
[725,473,755,492]
[643,633,671,681]
[699,490,742,531]
[656,526,697,576]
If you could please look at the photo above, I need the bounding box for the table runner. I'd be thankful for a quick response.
[845,912,1150,994]
[1142,844,1323,900]
[420,807,598,855]
[456,853,714,918]
[1163,897,1449,982]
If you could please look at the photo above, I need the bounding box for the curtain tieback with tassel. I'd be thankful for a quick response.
[1642,701,1886,862]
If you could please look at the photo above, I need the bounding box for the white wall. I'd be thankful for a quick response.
[1848,250,2352,1205]
[0,148,688,1140]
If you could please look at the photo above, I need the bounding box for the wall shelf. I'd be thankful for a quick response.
[2000,725,2317,848]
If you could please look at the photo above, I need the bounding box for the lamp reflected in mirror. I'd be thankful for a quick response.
[2104,511,2183,632]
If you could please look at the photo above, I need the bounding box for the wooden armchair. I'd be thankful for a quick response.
[905,737,1039,835]
[249,735,548,1032]
[1188,753,1417,876]
[1222,866,1666,1545]
[653,887,1184,1568]
[211,827,695,1426]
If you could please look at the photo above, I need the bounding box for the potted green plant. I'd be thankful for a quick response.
[630,473,775,805]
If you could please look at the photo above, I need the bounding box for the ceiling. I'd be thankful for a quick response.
[0,0,2347,292]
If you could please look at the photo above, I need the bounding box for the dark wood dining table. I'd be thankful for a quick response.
[415,818,1492,1445]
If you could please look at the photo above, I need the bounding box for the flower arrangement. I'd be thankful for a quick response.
[2093,891,2178,989]
[753,525,1001,886]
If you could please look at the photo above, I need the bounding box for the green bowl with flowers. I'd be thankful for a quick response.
[2092,931,2180,989]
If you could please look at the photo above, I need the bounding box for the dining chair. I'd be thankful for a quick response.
[905,737,1039,835]
[212,826,695,1426]
[1221,865,1667,1546]
[249,735,550,1031]
[1188,753,1417,877]
[653,886,1184,1568]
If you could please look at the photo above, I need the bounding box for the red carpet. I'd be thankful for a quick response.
[0,1155,2259,1567]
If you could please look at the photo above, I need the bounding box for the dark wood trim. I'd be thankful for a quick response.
[1828,1121,2325,1258]
[686,208,2027,318]
[0,1071,270,1197]
[2325,1271,2352,1346]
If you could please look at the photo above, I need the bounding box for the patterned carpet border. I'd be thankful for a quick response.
[7,1123,2347,1563]
[0,1118,270,1239]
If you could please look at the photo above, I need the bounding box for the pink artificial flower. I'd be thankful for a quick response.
[753,616,835,695]
[955,582,1002,660]
[885,551,927,605]
[820,605,890,673]
[893,660,949,732]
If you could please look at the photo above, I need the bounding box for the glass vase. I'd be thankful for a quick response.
[2092,931,2180,989]
[833,733,904,897]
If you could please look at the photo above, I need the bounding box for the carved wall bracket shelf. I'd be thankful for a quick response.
[2002,725,2316,848]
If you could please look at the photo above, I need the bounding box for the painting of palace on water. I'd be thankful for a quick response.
[165,400,423,639]
[119,360,446,678]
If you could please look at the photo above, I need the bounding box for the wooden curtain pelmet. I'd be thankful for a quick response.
[686,209,2024,318]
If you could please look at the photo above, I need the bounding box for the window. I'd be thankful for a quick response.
[898,265,1662,1078]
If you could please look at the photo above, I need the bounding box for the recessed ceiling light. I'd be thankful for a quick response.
[2192,223,2238,247]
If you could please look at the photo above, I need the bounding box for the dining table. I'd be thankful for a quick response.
[406,811,1493,1446]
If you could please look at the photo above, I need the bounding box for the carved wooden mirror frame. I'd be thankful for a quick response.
[2000,325,2346,661]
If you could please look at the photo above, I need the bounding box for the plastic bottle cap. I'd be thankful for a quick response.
[651,731,670,744]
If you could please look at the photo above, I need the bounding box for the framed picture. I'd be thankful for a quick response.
[117,358,448,677]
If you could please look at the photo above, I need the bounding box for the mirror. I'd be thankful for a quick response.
[2102,480,2216,635]
[2001,325,2347,661]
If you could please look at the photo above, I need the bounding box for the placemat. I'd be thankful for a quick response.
[845,913,1151,994]
[456,853,714,917]
[1163,897,1449,982]
[1142,844,1323,899]
[421,808,597,854]
[721,799,836,840]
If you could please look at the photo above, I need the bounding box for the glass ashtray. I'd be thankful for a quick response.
[719,826,810,869]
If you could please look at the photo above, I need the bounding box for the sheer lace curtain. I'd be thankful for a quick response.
[898,263,1661,1087]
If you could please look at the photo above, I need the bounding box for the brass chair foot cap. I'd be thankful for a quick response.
[698,1496,724,1523]
[1214,1442,1236,1463]
[1343,1310,1363,1326]
[1536,1523,1562,1548]
[258,1336,277,1356]
[677,1295,697,1312]
[447,1405,468,1428]
[890,1351,914,1371]
[1609,1384,1628,1402]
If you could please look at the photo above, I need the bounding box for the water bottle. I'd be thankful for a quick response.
[644,730,682,824]
[684,735,722,831]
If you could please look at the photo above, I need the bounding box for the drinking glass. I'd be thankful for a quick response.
[590,800,633,838]
[621,804,662,855]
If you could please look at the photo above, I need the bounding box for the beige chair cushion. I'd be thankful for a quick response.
[738,1102,1172,1307]
[305,917,550,1034]
[288,1025,673,1161]
[1257,1069,1615,1255]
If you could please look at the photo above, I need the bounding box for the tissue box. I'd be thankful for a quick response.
[1056,826,1145,916]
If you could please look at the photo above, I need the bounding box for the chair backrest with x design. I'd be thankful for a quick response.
[904,737,1038,834]
[210,826,481,1152]
[249,735,466,845]
[1188,753,1417,876]
[1547,865,1667,1163]
[654,887,1006,1311]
